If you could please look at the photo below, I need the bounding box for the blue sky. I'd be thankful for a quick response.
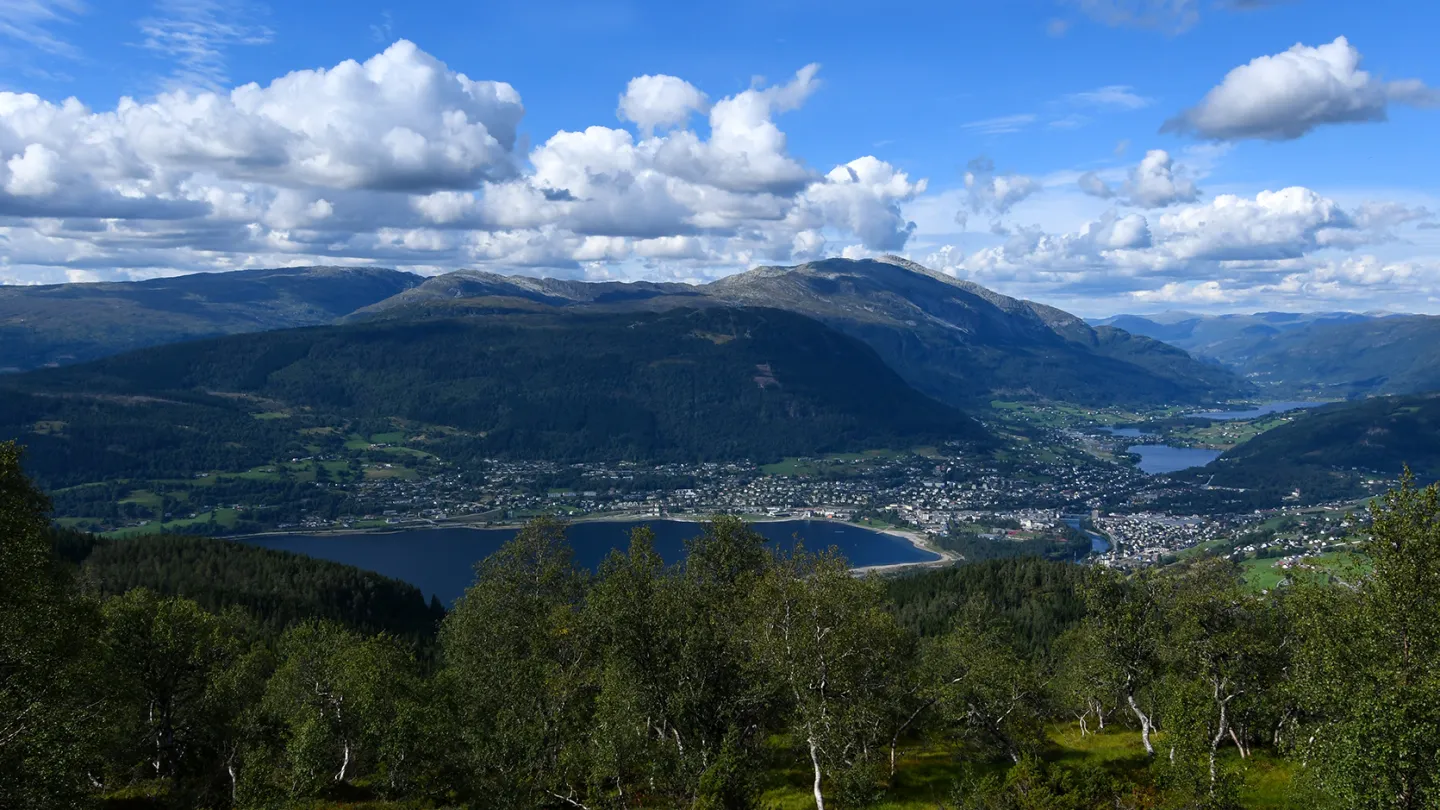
[0,0,1436,315]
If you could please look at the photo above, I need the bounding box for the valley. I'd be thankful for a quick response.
[5,257,1428,597]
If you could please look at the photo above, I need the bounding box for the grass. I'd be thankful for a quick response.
[1240,550,1368,592]
[97,723,1295,810]
[103,508,242,538]
[760,449,904,477]
[757,723,1296,810]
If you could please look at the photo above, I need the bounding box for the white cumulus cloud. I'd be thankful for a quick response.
[1164,36,1439,140]
[0,45,936,283]
[617,74,709,134]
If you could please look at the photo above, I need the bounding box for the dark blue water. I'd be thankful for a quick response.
[1101,426,1150,438]
[246,519,938,604]
[1128,444,1222,474]
[1192,401,1324,421]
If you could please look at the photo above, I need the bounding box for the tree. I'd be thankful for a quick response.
[99,589,242,786]
[922,608,1046,765]
[257,620,416,802]
[1290,473,1440,808]
[439,517,592,806]
[1080,569,1164,755]
[1157,560,1281,791]
[745,548,907,810]
[0,441,103,810]
[1051,624,1119,738]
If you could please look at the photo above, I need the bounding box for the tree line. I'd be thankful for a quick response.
[5,440,1440,809]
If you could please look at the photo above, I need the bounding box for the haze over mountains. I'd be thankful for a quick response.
[1095,311,1440,398]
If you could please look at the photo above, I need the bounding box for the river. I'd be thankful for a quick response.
[244,519,939,604]
[1061,517,1109,554]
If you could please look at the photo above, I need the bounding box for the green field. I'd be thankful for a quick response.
[760,448,904,477]
[1239,550,1367,592]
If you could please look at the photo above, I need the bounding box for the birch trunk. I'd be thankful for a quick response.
[808,736,826,810]
[336,741,351,783]
[1127,694,1155,756]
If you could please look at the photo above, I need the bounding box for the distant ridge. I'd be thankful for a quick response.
[1093,310,1440,396]
[0,266,421,372]
[3,257,1251,407]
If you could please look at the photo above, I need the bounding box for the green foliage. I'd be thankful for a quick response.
[10,449,1440,809]
[745,547,908,809]
[922,610,1047,765]
[73,533,445,644]
[0,441,105,809]
[438,516,591,804]
[886,557,1086,653]
[1288,473,1440,808]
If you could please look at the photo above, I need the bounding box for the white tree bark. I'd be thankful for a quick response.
[336,741,351,783]
[809,735,826,810]
[1128,694,1155,755]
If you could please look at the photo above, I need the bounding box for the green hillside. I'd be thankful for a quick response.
[1179,393,1440,503]
[0,306,988,487]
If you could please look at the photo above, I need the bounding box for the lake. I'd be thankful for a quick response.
[1191,401,1325,421]
[1127,444,1222,475]
[245,519,939,604]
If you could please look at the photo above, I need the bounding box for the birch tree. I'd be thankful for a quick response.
[1080,569,1164,755]
[261,620,414,800]
[439,516,593,806]
[922,610,1046,765]
[1290,473,1440,808]
[745,548,906,810]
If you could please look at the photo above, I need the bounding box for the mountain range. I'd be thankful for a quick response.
[1093,311,1440,397]
[356,256,1251,407]
[1,258,1248,408]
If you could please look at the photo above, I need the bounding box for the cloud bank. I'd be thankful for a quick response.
[0,42,923,283]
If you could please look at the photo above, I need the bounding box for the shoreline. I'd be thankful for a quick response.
[227,512,960,575]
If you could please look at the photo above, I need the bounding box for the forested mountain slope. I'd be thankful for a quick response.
[0,306,988,487]
[361,256,1252,407]
[1178,393,1440,503]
